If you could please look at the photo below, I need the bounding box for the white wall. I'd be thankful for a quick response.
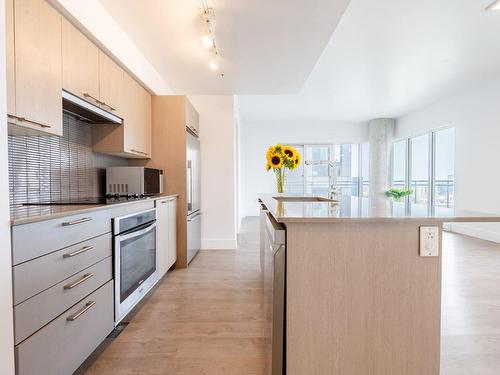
[0,0,15,372]
[396,75,500,241]
[239,120,369,218]
[189,96,237,249]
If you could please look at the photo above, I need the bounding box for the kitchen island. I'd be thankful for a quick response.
[259,194,500,375]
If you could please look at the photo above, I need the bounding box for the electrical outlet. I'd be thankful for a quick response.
[419,226,439,257]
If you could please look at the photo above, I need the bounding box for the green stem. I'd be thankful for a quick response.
[276,168,285,193]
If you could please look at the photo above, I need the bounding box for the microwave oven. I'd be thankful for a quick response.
[106,167,163,196]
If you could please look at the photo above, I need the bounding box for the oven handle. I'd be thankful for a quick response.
[118,221,157,242]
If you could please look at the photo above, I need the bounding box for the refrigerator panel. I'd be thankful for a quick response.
[187,212,201,264]
[186,132,201,215]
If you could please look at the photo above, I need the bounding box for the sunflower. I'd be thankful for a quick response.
[265,163,271,171]
[282,146,297,160]
[266,150,284,169]
[292,152,302,170]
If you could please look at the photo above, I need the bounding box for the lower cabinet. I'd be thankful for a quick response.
[156,197,177,277]
[15,281,114,375]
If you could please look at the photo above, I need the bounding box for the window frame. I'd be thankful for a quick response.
[391,126,455,216]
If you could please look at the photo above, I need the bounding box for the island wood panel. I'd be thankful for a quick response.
[129,96,189,268]
[286,221,442,375]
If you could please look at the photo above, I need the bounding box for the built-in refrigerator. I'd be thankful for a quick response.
[186,128,201,263]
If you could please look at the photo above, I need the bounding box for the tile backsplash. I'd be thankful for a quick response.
[8,113,127,207]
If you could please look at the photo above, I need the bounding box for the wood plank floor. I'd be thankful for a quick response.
[85,219,500,374]
[441,232,500,375]
[85,217,268,375]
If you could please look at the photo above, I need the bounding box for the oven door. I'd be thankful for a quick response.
[114,220,158,323]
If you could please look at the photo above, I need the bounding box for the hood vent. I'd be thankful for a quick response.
[62,90,122,124]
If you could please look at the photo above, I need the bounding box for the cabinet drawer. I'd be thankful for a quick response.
[12,209,111,265]
[13,233,112,305]
[16,281,114,375]
[14,257,112,345]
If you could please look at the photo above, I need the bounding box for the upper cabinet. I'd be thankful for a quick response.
[62,18,99,104]
[5,0,151,155]
[93,73,152,159]
[122,73,152,158]
[7,0,62,135]
[185,99,199,135]
[99,51,123,116]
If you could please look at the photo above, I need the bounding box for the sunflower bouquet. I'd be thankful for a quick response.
[265,144,301,193]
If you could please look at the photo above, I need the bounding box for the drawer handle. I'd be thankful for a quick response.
[8,114,51,128]
[83,92,103,105]
[62,217,93,226]
[63,245,94,258]
[64,273,94,290]
[66,301,96,322]
[130,149,149,156]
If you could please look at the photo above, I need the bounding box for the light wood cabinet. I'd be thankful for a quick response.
[156,197,177,277]
[122,73,152,158]
[6,0,15,116]
[98,51,123,116]
[62,18,99,105]
[129,96,198,268]
[186,99,200,135]
[168,198,177,267]
[8,0,62,135]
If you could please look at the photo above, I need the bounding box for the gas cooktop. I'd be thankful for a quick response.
[22,194,154,206]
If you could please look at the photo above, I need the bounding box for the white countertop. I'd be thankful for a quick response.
[10,194,178,226]
[260,194,500,224]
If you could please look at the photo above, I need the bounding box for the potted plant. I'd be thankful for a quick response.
[265,144,301,193]
[385,187,414,202]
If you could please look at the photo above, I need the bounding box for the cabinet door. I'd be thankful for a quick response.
[155,199,170,278]
[140,85,152,156]
[167,198,177,268]
[6,0,15,117]
[62,18,99,105]
[122,74,151,158]
[14,0,62,135]
[99,51,123,116]
[186,99,199,134]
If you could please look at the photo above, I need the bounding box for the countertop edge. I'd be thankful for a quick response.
[259,194,500,224]
[10,194,179,226]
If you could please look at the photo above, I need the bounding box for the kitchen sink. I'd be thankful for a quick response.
[273,196,338,203]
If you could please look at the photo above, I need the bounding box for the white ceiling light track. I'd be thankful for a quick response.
[201,0,220,71]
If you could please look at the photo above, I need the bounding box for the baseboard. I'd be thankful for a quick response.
[450,222,500,244]
[201,239,238,250]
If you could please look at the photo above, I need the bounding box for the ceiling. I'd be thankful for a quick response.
[99,0,350,94]
[238,0,500,123]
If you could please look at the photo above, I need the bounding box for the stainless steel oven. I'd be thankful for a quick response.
[114,208,158,323]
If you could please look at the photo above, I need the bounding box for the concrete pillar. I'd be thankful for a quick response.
[368,118,394,215]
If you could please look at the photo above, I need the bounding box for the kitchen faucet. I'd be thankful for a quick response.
[304,160,339,200]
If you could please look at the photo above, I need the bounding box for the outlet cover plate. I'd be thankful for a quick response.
[420,226,440,257]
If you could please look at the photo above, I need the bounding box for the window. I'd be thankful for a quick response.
[284,144,369,207]
[391,128,455,215]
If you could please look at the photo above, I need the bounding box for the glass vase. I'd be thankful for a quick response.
[275,168,285,193]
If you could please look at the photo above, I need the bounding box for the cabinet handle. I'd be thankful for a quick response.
[62,217,92,226]
[66,301,96,321]
[8,114,51,128]
[83,92,103,105]
[64,273,94,290]
[63,245,94,258]
[101,101,116,112]
[130,149,149,156]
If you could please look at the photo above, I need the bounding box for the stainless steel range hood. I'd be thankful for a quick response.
[62,90,122,124]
